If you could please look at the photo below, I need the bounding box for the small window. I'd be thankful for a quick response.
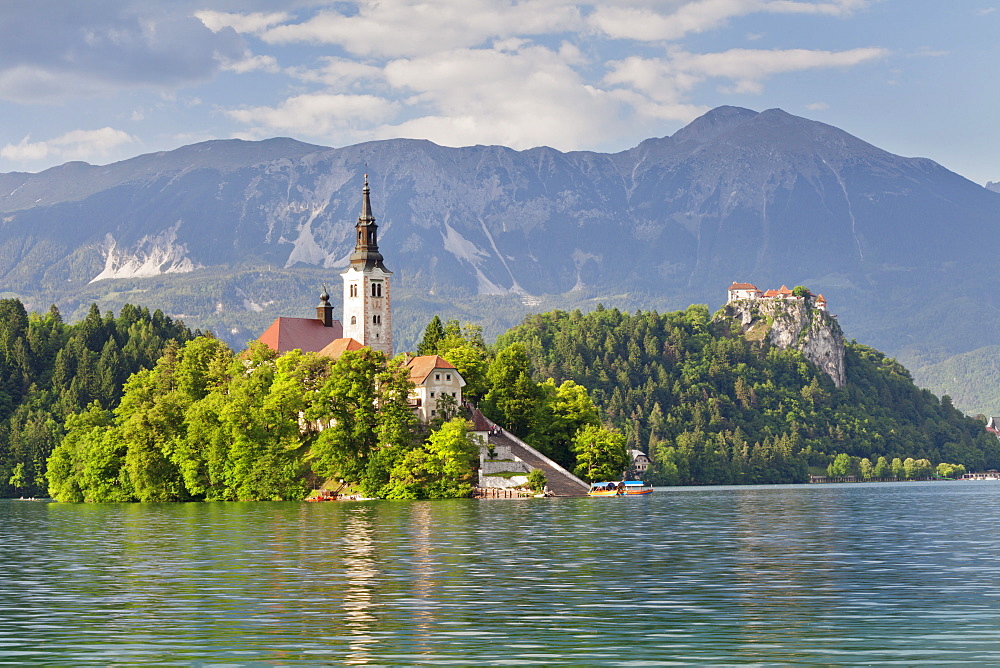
[430,392,435,398]
[451,392,456,397]
[435,373,440,381]
[351,316,356,325]
[431,410,436,416]
[349,284,358,298]
[446,374,451,381]
[416,399,422,407]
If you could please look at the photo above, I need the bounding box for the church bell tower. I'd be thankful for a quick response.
[341,175,392,357]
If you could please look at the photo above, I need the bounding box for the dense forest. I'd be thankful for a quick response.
[0,299,194,497]
[4,297,997,500]
[495,304,998,484]
[46,338,484,502]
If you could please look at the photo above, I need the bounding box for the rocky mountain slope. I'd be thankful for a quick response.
[2,106,999,404]
[721,296,846,388]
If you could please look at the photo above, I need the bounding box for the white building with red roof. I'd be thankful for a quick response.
[729,282,828,308]
[404,354,466,423]
[727,282,762,301]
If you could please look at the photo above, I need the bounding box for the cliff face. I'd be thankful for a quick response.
[722,298,847,388]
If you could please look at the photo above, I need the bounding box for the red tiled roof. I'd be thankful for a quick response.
[405,354,459,384]
[816,293,826,302]
[470,408,493,432]
[728,282,759,291]
[763,289,779,297]
[257,317,344,354]
[776,285,793,295]
[318,337,364,359]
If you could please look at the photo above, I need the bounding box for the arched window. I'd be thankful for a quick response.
[350,284,358,298]
[371,282,382,297]
[368,231,376,244]
[351,316,356,325]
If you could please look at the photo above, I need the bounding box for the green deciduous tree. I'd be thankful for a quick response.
[572,424,628,483]
[382,418,478,499]
[482,343,541,436]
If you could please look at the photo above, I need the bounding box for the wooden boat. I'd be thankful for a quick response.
[588,481,654,496]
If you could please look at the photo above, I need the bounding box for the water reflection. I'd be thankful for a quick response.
[1,484,999,665]
[341,507,379,664]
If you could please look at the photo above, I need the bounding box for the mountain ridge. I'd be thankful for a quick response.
[2,106,999,412]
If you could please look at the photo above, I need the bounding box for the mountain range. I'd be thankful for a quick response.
[2,106,999,410]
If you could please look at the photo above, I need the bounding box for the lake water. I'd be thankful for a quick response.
[2,482,999,665]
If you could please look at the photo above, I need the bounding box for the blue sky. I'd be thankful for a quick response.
[1,1,998,184]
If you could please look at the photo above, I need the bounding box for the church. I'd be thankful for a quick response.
[256,176,464,422]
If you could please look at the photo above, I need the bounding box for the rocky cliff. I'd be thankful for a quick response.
[721,298,846,388]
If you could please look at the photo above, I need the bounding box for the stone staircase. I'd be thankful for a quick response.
[486,429,589,497]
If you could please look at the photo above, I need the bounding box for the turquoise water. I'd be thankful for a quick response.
[2,482,999,665]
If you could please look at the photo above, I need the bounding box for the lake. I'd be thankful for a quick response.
[2,482,999,665]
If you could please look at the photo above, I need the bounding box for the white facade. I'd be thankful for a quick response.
[409,364,465,423]
[341,265,392,357]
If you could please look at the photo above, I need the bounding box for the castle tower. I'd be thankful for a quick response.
[341,175,392,357]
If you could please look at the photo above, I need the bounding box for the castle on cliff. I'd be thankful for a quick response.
[727,282,826,310]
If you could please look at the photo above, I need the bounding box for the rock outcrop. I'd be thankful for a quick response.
[721,298,847,388]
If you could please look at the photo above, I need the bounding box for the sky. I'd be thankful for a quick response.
[1,1,998,184]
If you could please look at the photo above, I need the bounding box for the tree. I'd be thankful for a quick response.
[891,457,905,479]
[7,463,25,494]
[859,457,874,480]
[572,424,628,482]
[482,343,541,436]
[792,285,813,299]
[873,456,890,479]
[526,469,547,493]
[417,316,445,356]
[382,418,477,499]
[936,462,966,479]
[528,378,600,467]
[827,452,853,478]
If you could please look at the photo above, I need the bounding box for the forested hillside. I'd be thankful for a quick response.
[497,305,998,484]
[0,300,194,497]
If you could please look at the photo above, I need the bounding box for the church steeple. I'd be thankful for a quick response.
[350,174,388,272]
[341,174,393,358]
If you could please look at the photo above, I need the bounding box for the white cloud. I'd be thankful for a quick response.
[679,46,887,81]
[589,0,870,42]
[0,5,247,103]
[607,47,886,101]
[287,58,386,88]
[260,0,583,57]
[195,10,291,34]
[376,44,626,150]
[806,101,829,110]
[1,127,137,163]
[224,93,399,137]
[220,53,280,74]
